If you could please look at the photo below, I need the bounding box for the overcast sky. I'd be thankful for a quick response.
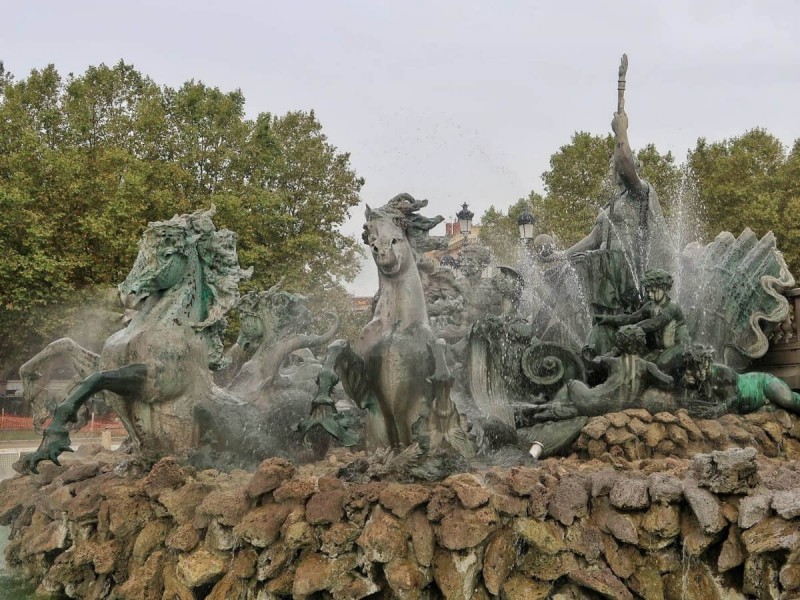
[4,1,800,294]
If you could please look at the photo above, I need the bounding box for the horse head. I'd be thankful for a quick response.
[236,283,315,353]
[363,193,448,279]
[364,209,413,278]
[118,221,197,311]
[117,207,252,369]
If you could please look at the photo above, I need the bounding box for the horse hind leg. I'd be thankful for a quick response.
[107,392,143,454]
[28,364,148,473]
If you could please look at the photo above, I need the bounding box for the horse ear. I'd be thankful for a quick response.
[365,205,372,220]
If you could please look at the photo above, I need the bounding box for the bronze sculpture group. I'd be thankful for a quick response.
[21,55,800,472]
[23,208,340,471]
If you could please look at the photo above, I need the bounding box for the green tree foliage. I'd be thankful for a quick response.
[688,128,800,274]
[539,132,615,247]
[478,195,543,265]
[499,131,681,251]
[635,143,683,216]
[778,141,800,274]
[0,61,364,367]
[688,128,784,235]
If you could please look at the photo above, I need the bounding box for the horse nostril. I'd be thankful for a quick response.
[372,244,379,254]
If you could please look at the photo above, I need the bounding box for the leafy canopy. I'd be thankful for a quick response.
[478,127,799,282]
[0,60,364,369]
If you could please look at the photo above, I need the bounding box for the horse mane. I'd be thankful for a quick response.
[145,205,253,332]
[364,193,448,253]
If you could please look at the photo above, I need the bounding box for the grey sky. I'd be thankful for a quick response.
[4,1,800,294]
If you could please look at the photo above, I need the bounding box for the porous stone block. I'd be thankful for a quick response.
[609,477,650,510]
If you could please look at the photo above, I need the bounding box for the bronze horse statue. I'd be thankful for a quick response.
[313,193,474,456]
[25,207,336,471]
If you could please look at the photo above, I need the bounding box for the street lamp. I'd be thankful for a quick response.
[517,209,536,241]
[456,203,474,239]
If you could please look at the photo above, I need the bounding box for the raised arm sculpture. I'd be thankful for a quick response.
[562,54,673,354]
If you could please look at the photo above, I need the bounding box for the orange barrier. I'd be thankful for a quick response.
[0,415,32,430]
[0,414,125,434]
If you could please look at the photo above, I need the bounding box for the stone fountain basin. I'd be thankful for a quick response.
[2,408,800,598]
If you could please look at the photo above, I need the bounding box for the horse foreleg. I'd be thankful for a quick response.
[425,338,476,458]
[28,363,147,473]
[304,339,371,449]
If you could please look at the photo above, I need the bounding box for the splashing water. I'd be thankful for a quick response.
[0,468,37,599]
[516,242,592,351]
[666,168,705,301]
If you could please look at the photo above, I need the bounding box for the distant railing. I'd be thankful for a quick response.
[0,412,125,435]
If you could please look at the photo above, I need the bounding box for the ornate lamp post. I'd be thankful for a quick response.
[517,208,536,265]
[517,209,536,241]
[456,202,474,242]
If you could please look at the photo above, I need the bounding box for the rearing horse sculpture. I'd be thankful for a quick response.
[26,208,255,471]
[25,207,347,472]
[314,193,474,456]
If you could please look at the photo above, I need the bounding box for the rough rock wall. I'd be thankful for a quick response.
[572,408,800,462]
[2,410,800,599]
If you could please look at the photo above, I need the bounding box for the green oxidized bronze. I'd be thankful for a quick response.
[591,269,689,375]
[680,344,800,418]
[23,207,338,472]
[27,208,253,471]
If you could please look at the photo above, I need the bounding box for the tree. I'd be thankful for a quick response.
[688,128,799,274]
[635,143,683,216]
[777,141,800,274]
[494,131,682,252]
[211,110,364,296]
[0,61,364,367]
[478,194,543,265]
[539,132,615,247]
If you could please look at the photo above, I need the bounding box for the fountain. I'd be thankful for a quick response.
[2,55,800,599]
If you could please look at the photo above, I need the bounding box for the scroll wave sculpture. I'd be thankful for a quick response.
[677,229,796,367]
